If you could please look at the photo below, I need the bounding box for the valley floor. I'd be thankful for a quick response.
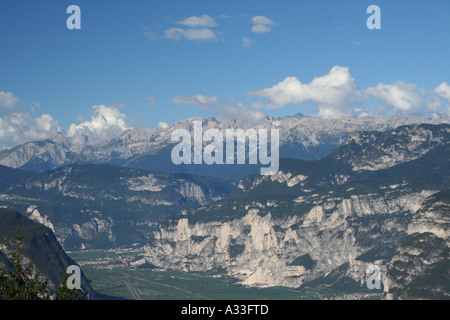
[68,248,383,300]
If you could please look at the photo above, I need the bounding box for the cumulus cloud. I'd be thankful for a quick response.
[362,81,428,115]
[252,24,271,34]
[361,81,450,117]
[0,112,62,147]
[67,105,130,145]
[158,122,169,129]
[177,14,217,28]
[251,16,275,34]
[0,91,62,147]
[250,66,358,118]
[165,27,217,42]
[249,66,450,118]
[0,91,20,111]
[434,82,450,104]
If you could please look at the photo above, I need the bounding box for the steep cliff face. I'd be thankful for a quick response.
[385,190,450,299]
[140,123,450,289]
[143,190,433,288]
[0,208,91,291]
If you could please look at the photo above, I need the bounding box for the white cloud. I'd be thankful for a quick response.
[362,81,426,114]
[158,122,169,129]
[252,16,274,26]
[163,14,221,43]
[165,27,217,42]
[0,91,19,111]
[0,112,61,147]
[67,105,130,145]
[252,24,272,34]
[177,15,217,28]
[251,16,275,34]
[0,90,62,147]
[434,82,450,104]
[250,66,358,118]
[250,66,450,118]
[242,37,255,48]
[361,81,449,117]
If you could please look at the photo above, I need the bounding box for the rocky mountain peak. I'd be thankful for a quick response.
[333,123,450,171]
[1,115,448,175]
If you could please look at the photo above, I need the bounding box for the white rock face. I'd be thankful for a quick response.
[287,174,308,187]
[127,174,166,192]
[406,199,450,239]
[175,183,208,205]
[26,206,55,232]
[142,190,434,288]
[385,192,450,299]
[70,217,114,241]
[346,125,450,171]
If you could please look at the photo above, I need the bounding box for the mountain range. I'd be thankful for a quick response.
[1,115,447,181]
[0,116,448,299]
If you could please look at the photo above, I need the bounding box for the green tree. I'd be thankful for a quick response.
[54,272,87,300]
[0,227,51,300]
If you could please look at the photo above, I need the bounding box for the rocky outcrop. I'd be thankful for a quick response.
[334,124,450,171]
[26,205,55,232]
[385,190,450,299]
[142,190,434,288]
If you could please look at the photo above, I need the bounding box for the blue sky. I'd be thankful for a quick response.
[0,0,449,147]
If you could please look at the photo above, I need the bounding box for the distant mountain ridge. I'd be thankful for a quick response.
[0,163,235,250]
[1,115,448,181]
